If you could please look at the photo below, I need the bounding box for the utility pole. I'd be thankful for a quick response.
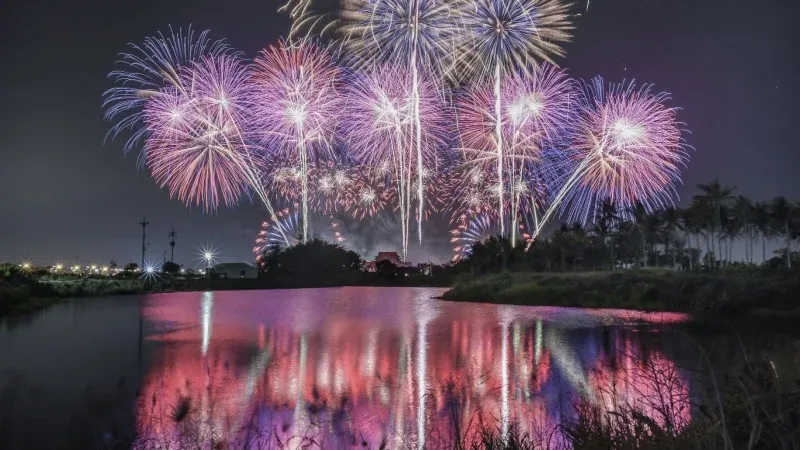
[139,216,150,268]
[168,227,178,263]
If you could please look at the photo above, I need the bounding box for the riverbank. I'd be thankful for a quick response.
[0,272,454,318]
[441,269,800,318]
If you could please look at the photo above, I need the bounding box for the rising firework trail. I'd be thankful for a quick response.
[454,0,574,237]
[340,0,457,247]
[526,78,689,249]
[251,40,341,243]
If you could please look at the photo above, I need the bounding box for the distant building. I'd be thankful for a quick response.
[363,251,412,272]
[210,262,258,279]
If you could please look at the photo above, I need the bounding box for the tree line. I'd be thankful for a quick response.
[464,180,800,273]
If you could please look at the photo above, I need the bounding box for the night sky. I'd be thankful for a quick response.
[1,0,798,267]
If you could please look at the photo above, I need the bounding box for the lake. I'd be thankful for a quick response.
[0,287,774,449]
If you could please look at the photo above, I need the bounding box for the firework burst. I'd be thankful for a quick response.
[449,214,530,262]
[339,0,459,73]
[457,63,575,243]
[253,208,349,266]
[103,26,229,156]
[340,62,449,258]
[251,40,342,242]
[536,78,688,242]
[344,170,396,220]
[452,0,574,239]
[452,0,574,80]
[340,0,459,249]
[143,55,256,211]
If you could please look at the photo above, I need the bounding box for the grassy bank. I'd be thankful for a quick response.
[441,269,800,317]
[0,278,173,316]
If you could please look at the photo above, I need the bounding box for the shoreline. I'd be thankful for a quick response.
[439,269,800,321]
[4,269,800,321]
[0,276,452,318]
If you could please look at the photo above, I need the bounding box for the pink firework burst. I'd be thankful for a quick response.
[143,54,255,211]
[340,62,450,170]
[250,40,342,241]
[457,63,575,170]
[557,78,689,223]
[312,165,354,214]
[103,26,230,156]
[250,40,341,159]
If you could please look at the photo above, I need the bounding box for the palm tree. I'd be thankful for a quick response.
[626,202,650,268]
[660,207,681,268]
[694,180,736,268]
[594,199,620,270]
[752,202,772,264]
[720,205,741,263]
[679,207,702,270]
[770,197,796,268]
[730,196,752,263]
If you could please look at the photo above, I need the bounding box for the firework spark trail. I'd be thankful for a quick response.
[457,63,575,245]
[454,0,574,240]
[525,78,688,249]
[341,62,448,260]
[251,40,341,243]
[340,0,458,250]
[279,0,338,41]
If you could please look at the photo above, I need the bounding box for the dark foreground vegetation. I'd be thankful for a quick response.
[442,270,800,318]
[444,180,800,317]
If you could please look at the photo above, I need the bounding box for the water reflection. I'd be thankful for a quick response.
[136,287,691,449]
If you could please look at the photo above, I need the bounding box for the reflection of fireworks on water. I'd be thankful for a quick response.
[450,214,531,262]
[254,208,348,264]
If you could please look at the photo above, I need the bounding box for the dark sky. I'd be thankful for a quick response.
[1,0,798,266]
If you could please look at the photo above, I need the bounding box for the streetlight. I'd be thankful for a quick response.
[197,245,218,279]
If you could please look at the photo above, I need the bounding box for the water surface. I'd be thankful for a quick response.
[0,287,717,448]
